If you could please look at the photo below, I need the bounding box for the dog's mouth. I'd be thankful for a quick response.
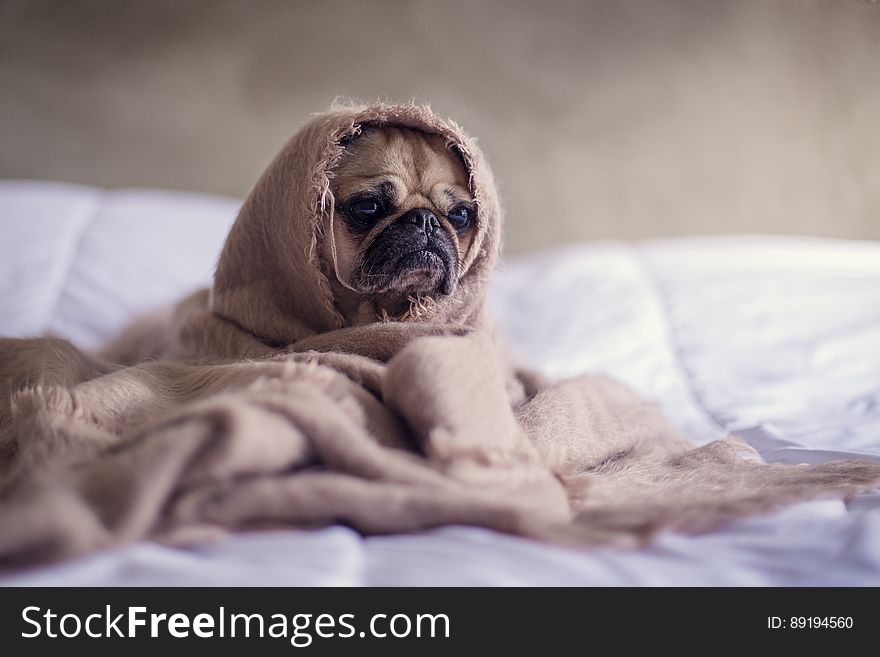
[387,246,451,293]
[390,248,448,289]
[398,248,445,267]
[352,238,458,298]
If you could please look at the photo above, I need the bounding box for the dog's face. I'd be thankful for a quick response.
[327,126,476,316]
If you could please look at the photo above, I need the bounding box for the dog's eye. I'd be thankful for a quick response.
[447,205,473,231]
[346,198,385,228]
[351,199,381,220]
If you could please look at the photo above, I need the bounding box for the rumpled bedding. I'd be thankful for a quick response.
[1,179,879,585]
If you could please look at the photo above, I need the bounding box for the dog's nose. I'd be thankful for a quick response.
[399,208,440,235]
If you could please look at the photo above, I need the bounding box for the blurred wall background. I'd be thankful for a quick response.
[1,0,878,253]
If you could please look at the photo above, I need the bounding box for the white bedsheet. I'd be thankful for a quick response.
[2,180,879,586]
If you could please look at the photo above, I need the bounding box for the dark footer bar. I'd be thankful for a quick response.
[0,587,874,653]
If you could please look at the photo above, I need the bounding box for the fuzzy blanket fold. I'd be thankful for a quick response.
[1,103,878,570]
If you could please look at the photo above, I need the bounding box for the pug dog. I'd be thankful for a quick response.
[323,126,477,324]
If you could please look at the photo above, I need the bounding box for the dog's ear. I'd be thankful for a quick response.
[338,130,360,147]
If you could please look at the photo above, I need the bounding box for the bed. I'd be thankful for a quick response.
[2,179,879,586]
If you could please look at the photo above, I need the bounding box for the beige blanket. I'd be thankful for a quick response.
[1,103,878,570]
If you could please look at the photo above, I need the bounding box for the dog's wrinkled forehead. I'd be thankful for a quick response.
[331,126,472,213]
